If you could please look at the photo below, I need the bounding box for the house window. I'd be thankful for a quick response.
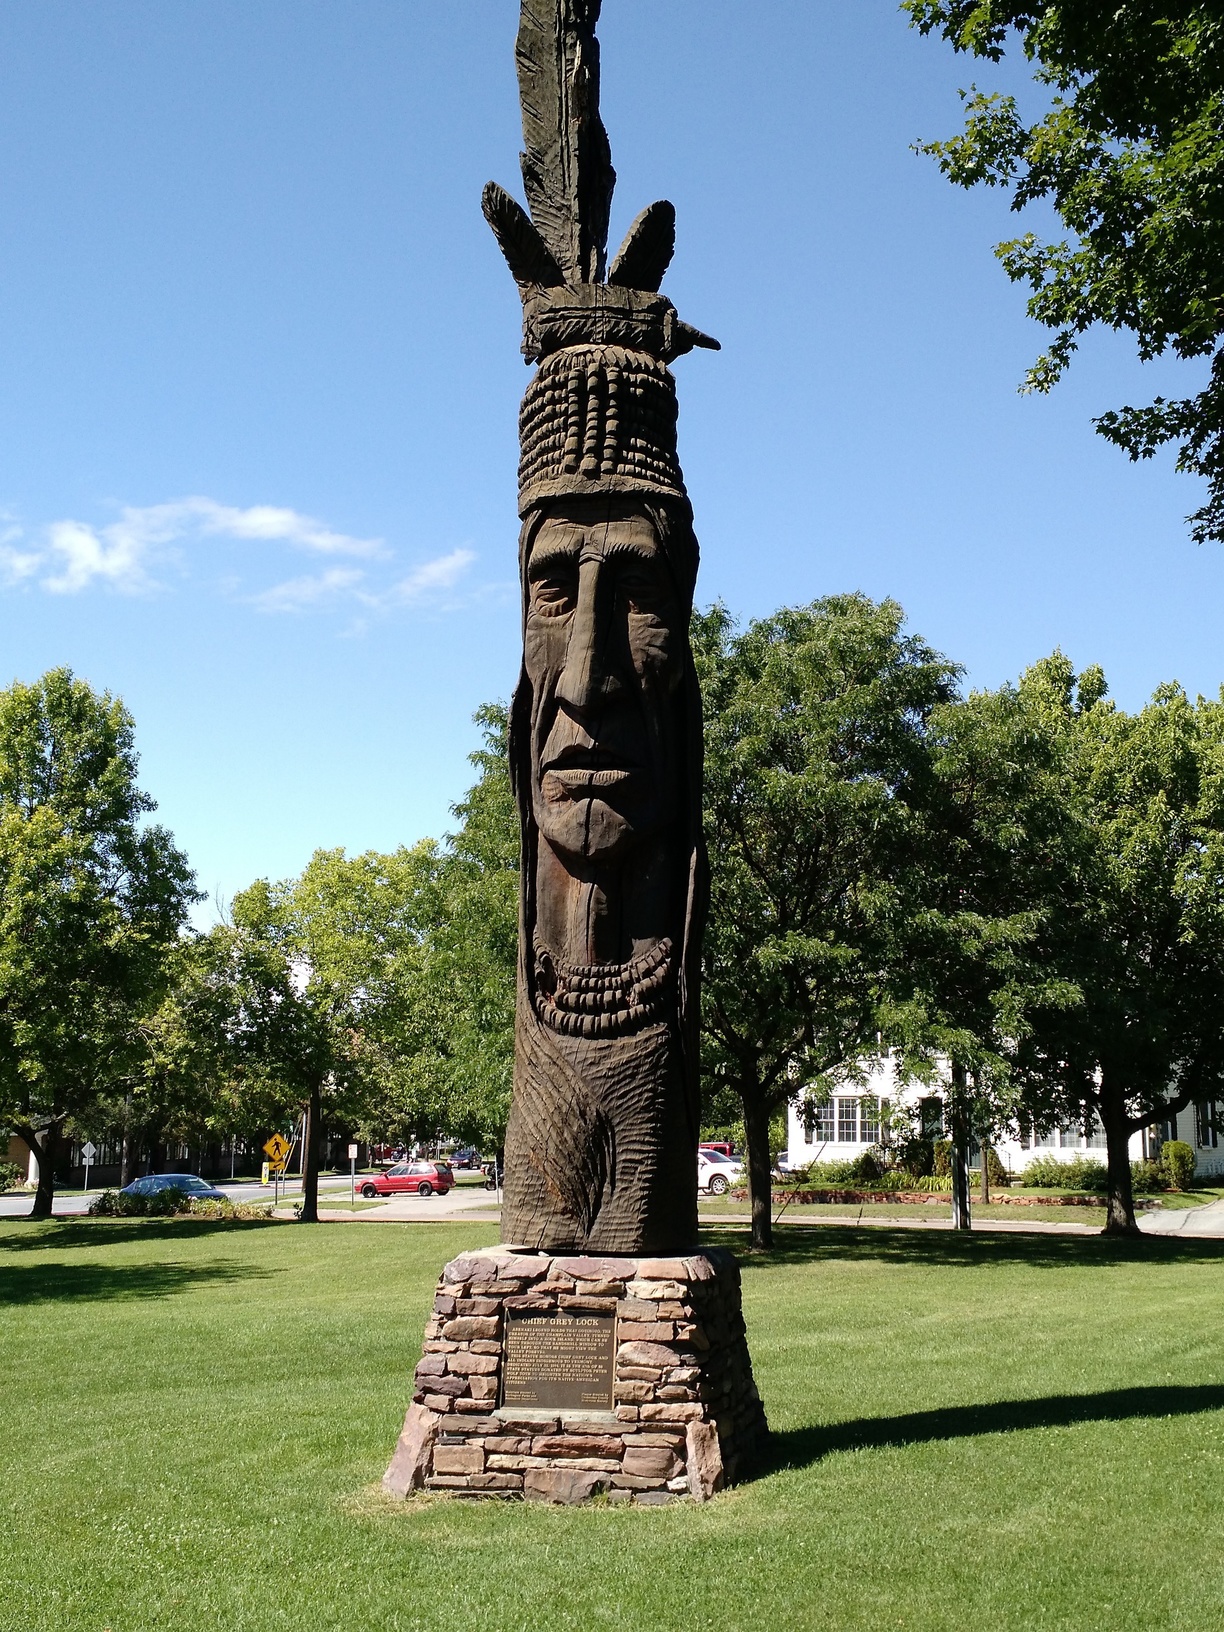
[860,1098,880,1145]
[1034,1126,1056,1149]
[1196,1102,1220,1149]
[837,1098,858,1143]
[919,1097,943,1140]
[803,1099,835,1144]
[1086,1116,1107,1149]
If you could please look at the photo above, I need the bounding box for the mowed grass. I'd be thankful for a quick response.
[3,1220,1224,1632]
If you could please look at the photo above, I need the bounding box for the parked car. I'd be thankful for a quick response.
[448,1147,481,1170]
[697,1150,744,1196]
[700,1141,735,1159]
[774,1151,796,1175]
[360,1160,454,1198]
[120,1173,227,1201]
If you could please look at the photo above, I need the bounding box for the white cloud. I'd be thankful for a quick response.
[0,496,477,622]
[43,518,157,594]
[382,548,476,605]
[249,567,367,614]
[251,548,477,617]
[18,496,384,596]
[0,535,43,587]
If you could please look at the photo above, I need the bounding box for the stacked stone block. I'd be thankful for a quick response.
[384,1245,767,1505]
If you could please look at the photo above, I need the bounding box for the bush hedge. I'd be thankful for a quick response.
[0,1160,25,1193]
[88,1189,272,1220]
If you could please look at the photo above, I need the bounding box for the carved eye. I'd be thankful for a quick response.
[531,570,576,617]
[619,566,667,616]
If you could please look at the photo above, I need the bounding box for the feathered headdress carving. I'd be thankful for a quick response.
[484,0,718,365]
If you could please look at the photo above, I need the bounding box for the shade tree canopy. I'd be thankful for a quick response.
[0,669,197,1217]
[906,1,1224,541]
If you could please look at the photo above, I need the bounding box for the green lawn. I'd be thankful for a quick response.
[700,1196,1111,1225]
[3,1218,1224,1631]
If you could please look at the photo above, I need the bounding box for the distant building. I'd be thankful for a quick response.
[785,1056,1224,1179]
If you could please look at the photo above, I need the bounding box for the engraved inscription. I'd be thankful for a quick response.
[501,1311,616,1410]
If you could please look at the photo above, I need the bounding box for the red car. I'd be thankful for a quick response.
[360,1160,454,1198]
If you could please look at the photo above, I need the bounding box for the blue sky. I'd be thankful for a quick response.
[1,0,1219,918]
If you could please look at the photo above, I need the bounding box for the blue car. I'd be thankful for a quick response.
[120,1173,227,1201]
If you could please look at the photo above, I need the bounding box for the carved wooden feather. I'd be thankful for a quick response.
[608,201,676,292]
[482,181,565,286]
[516,0,615,285]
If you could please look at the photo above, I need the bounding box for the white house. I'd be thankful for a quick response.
[785,1056,1224,1179]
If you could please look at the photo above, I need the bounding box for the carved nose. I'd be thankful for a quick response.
[555,559,624,712]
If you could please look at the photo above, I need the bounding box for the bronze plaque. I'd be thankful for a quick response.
[501,1311,616,1411]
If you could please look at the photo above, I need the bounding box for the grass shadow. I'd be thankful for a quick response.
[0,1217,281,1254]
[0,1257,274,1306]
[700,1221,1224,1270]
[768,1383,1224,1473]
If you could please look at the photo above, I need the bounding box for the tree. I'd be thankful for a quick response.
[0,669,197,1217]
[221,879,365,1224]
[1009,661,1224,1234]
[884,665,1087,1226]
[905,2,1224,541]
[219,706,519,1215]
[694,596,961,1247]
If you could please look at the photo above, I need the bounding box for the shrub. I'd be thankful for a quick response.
[801,1159,865,1186]
[0,1161,25,1193]
[895,1137,934,1179]
[89,1187,190,1217]
[187,1198,272,1221]
[1161,1140,1196,1191]
[985,1146,1010,1188]
[850,1148,884,1184]
[1131,1159,1172,1194]
[1019,1154,1109,1191]
[88,1188,272,1220]
[932,1140,953,1178]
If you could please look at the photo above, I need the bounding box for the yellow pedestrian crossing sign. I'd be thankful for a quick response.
[263,1133,291,1167]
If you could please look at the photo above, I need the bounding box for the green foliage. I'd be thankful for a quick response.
[1162,1139,1196,1189]
[1005,665,1224,1229]
[896,1135,935,1177]
[905,1,1224,541]
[0,669,198,1212]
[1131,1159,1173,1195]
[985,1145,1011,1188]
[88,1186,190,1217]
[933,1139,953,1177]
[0,1161,24,1192]
[87,1187,271,1219]
[694,594,960,1241]
[1020,1154,1109,1191]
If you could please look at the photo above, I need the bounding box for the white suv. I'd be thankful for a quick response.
[697,1149,744,1196]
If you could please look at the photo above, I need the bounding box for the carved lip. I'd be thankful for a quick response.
[543,766,634,792]
[543,745,637,773]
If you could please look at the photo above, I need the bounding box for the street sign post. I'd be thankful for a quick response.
[263,1134,291,1204]
[348,1143,358,1206]
[81,1140,97,1193]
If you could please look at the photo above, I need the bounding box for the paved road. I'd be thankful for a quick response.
[1138,1194,1224,1235]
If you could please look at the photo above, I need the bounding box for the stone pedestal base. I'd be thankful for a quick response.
[383,1245,767,1505]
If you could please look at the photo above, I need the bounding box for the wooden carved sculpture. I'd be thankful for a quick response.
[485,0,718,1254]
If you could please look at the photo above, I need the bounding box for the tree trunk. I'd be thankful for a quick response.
[1100,1073,1140,1236]
[299,1082,322,1224]
[741,1091,774,1250]
[120,1116,139,1189]
[980,1140,991,1206]
[17,1121,61,1220]
[949,1065,971,1231]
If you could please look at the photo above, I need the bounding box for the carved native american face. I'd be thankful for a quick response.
[524,497,685,867]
